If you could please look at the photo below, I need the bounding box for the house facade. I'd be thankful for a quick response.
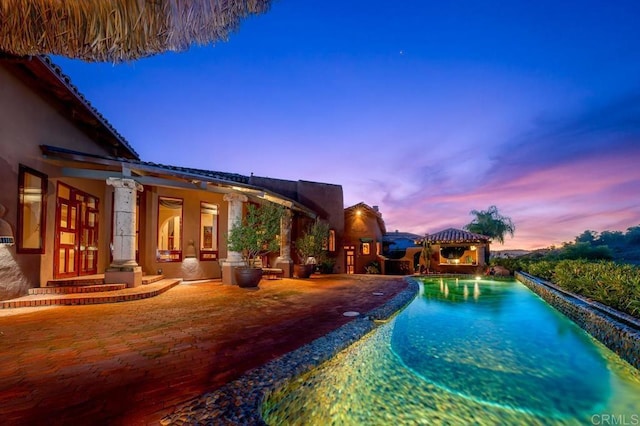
[0,55,344,300]
[343,202,386,274]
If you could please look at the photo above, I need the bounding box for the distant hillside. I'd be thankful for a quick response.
[491,226,640,266]
[491,249,531,259]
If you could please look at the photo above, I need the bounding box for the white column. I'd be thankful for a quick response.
[223,193,248,263]
[275,209,293,277]
[107,178,142,266]
[221,193,248,284]
[105,178,143,287]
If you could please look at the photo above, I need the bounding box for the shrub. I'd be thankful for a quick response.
[365,261,380,274]
[491,257,526,274]
[317,259,335,274]
[523,260,557,281]
[527,259,640,318]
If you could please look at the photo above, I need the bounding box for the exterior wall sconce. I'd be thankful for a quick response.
[0,203,15,246]
[185,239,197,259]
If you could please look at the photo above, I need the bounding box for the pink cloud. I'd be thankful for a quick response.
[380,148,640,250]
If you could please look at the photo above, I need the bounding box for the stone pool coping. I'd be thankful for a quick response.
[161,278,419,425]
[516,271,640,371]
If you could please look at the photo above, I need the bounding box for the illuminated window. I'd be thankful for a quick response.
[157,197,183,262]
[17,165,47,253]
[362,242,371,255]
[376,242,381,255]
[199,202,219,261]
[328,229,336,252]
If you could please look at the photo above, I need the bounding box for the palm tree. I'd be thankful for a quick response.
[464,205,515,244]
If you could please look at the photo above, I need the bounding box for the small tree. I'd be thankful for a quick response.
[294,220,330,265]
[420,235,432,273]
[226,203,285,267]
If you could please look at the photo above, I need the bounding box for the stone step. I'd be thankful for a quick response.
[28,284,127,295]
[1,279,181,309]
[45,274,165,287]
[46,278,105,287]
[142,275,164,284]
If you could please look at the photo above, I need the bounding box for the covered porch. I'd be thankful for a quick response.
[36,145,317,288]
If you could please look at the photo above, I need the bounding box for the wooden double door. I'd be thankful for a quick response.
[54,183,100,279]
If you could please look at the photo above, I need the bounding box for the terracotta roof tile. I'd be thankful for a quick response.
[138,161,250,184]
[422,228,490,243]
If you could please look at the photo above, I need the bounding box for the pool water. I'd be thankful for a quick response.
[263,278,640,425]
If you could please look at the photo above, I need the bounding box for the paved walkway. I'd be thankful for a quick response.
[0,275,408,425]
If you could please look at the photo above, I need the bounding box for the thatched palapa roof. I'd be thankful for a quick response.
[0,0,272,62]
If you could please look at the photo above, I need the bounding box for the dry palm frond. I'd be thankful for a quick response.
[0,0,272,62]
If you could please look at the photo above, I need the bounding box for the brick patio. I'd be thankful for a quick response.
[0,275,407,425]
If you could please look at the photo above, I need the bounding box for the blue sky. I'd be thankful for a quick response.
[54,0,640,249]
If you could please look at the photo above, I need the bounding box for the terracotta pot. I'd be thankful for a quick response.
[293,264,314,279]
[234,267,262,288]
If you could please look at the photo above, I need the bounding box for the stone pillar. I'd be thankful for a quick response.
[221,193,248,285]
[275,209,293,277]
[104,177,143,288]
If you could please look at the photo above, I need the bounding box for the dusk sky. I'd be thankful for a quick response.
[54,0,640,250]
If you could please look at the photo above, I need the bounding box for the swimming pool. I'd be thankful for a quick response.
[263,277,640,425]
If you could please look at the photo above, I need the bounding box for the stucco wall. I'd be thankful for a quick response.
[0,64,117,298]
[140,187,226,281]
[296,181,344,273]
[249,176,345,273]
[344,208,384,274]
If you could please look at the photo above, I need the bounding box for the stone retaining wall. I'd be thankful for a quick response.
[516,271,640,371]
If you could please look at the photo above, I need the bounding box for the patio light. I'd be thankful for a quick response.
[0,203,15,246]
[185,240,197,259]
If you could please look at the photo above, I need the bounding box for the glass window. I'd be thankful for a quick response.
[362,242,371,255]
[157,197,183,262]
[328,229,336,252]
[17,165,47,253]
[199,202,219,261]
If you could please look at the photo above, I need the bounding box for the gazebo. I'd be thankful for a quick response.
[417,228,491,274]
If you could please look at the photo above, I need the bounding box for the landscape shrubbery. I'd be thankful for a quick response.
[519,260,640,317]
[491,226,640,317]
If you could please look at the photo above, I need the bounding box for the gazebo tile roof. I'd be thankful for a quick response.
[423,228,490,244]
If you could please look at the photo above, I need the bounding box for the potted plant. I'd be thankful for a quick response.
[226,202,284,287]
[294,220,330,278]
